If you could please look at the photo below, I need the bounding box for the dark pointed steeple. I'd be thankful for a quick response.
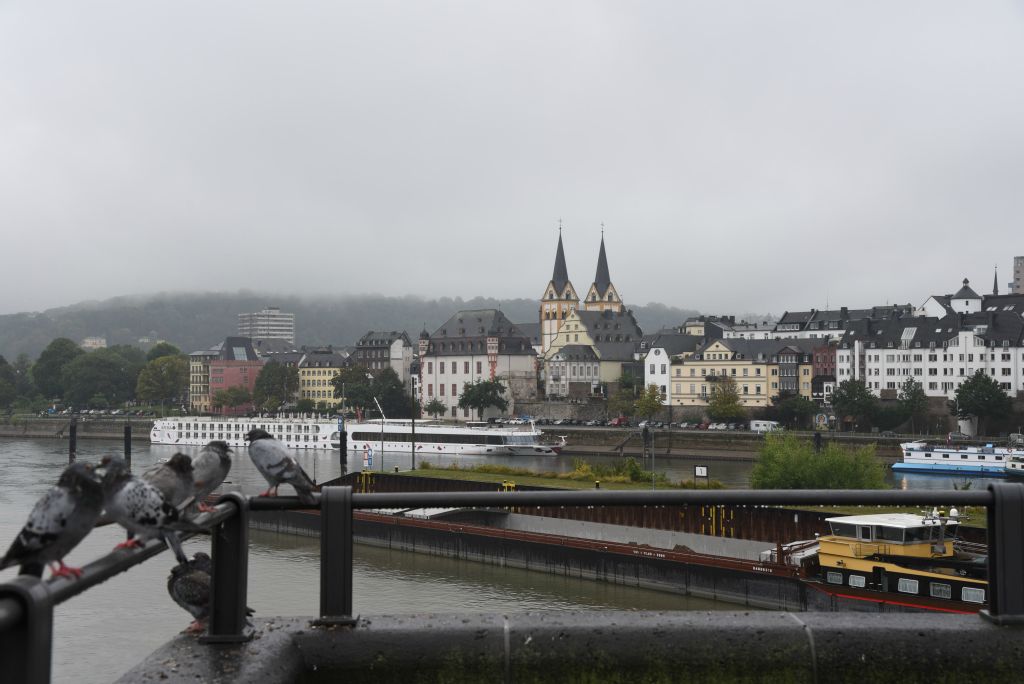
[993,266,999,296]
[551,225,569,292]
[593,229,611,292]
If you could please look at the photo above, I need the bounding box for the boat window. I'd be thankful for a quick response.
[874,526,904,542]
[961,455,969,459]
[930,583,952,599]
[977,455,985,460]
[996,456,1003,461]
[858,526,872,541]
[829,523,856,538]
[942,454,949,459]
[826,572,843,584]
[848,575,866,588]
[924,453,932,458]
[897,578,919,594]
[962,587,985,603]
[904,527,933,543]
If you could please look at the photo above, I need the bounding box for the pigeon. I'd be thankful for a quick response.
[167,552,253,634]
[142,453,197,510]
[167,552,212,633]
[190,441,232,512]
[244,428,318,505]
[0,461,104,579]
[100,456,198,564]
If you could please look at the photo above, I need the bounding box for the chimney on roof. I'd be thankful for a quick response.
[840,306,848,316]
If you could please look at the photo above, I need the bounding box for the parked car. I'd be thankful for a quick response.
[609,416,630,427]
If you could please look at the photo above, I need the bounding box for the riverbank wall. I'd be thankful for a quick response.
[0,417,153,440]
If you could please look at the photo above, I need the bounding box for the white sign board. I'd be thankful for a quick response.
[694,465,708,478]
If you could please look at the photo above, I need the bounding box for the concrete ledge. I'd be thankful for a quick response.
[118,611,1024,683]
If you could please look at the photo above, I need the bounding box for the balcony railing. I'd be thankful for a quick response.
[2,485,1024,683]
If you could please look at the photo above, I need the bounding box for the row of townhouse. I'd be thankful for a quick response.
[653,338,816,409]
[835,311,1024,400]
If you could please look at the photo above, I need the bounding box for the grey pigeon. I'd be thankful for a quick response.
[142,453,196,509]
[167,552,253,634]
[191,441,232,512]
[1,461,104,578]
[100,456,196,564]
[245,428,317,505]
[167,552,211,633]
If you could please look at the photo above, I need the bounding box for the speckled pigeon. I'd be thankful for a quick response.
[167,551,253,634]
[100,456,197,563]
[190,441,232,512]
[0,461,104,578]
[244,428,317,504]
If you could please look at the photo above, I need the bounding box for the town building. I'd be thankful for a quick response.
[811,341,838,406]
[544,308,643,397]
[642,332,702,402]
[188,346,220,413]
[1015,256,1024,294]
[207,337,264,415]
[80,337,107,351]
[298,347,349,408]
[581,232,623,313]
[539,229,580,354]
[353,331,413,387]
[237,307,295,345]
[667,339,814,409]
[418,309,537,421]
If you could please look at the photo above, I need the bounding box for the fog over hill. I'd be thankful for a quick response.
[0,292,752,360]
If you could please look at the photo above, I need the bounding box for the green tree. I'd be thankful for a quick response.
[331,366,374,411]
[633,384,663,422]
[751,433,886,489]
[707,376,746,421]
[331,366,413,418]
[146,342,182,362]
[12,354,36,401]
[458,379,509,420]
[61,347,146,407]
[617,372,640,395]
[0,356,14,409]
[32,338,84,400]
[898,378,928,433]
[771,392,816,429]
[295,398,316,413]
[831,380,878,431]
[608,389,636,417]
[136,355,189,405]
[955,370,1013,437]
[252,361,300,411]
[212,386,252,412]
[424,398,446,419]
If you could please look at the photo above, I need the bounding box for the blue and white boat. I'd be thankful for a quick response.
[893,441,1011,476]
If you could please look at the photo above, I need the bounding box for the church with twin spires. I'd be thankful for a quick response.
[539,228,641,398]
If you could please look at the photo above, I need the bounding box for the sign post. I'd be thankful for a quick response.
[695,465,709,489]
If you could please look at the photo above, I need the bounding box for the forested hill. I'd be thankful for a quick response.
[0,292,704,360]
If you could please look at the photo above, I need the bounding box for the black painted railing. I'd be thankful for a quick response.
[2,484,1024,683]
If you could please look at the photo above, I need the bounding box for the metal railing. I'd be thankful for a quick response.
[2,485,1024,683]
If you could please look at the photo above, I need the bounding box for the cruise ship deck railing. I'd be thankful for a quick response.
[1,485,1022,683]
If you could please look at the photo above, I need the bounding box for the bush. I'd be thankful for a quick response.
[751,433,886,489]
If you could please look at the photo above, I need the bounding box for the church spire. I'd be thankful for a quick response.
[593,228,611,292]
[551,223,569,291]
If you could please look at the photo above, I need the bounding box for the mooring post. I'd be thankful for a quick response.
[319,486,354,623]
[123,422,132,471]
[68,417,77,463]
[203,492,251,643]
[982,482,1024,624]
[0,576,54,684]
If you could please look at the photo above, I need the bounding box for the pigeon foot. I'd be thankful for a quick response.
[114,539,144,551]
[184,620,206,634]
[50,562,84,579]
[258,488,276,497]
[198,503,217,513]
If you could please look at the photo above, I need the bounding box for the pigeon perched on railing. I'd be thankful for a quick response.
[100,456,197,564]
[0,461,104,578]
[141,453,196,509]
[244,428,317,505]
[191,441,232,512]
[167,551,253,634]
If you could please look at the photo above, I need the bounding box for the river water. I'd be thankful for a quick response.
[1,437,741,683]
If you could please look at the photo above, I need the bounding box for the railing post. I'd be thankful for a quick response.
[0,576,53,684]
[318,485,355,624]
[202,492,252,642]
[982,482,1024,624]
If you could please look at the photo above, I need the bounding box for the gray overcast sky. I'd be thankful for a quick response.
[2,1,1023,316]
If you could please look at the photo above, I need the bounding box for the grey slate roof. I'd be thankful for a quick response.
[514,322,542,346]
[593,235,611,293]
[695,338,815,362]
[550,232,570,292]
[427,309,535,357]
[357,331,411,347]
[552,345,599,362]
[649,333,701,357]
[299,349,350,368]
[953,279,980,300]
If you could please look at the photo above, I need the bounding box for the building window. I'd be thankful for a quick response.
[439,384,445,396]
[451,406,457,417]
